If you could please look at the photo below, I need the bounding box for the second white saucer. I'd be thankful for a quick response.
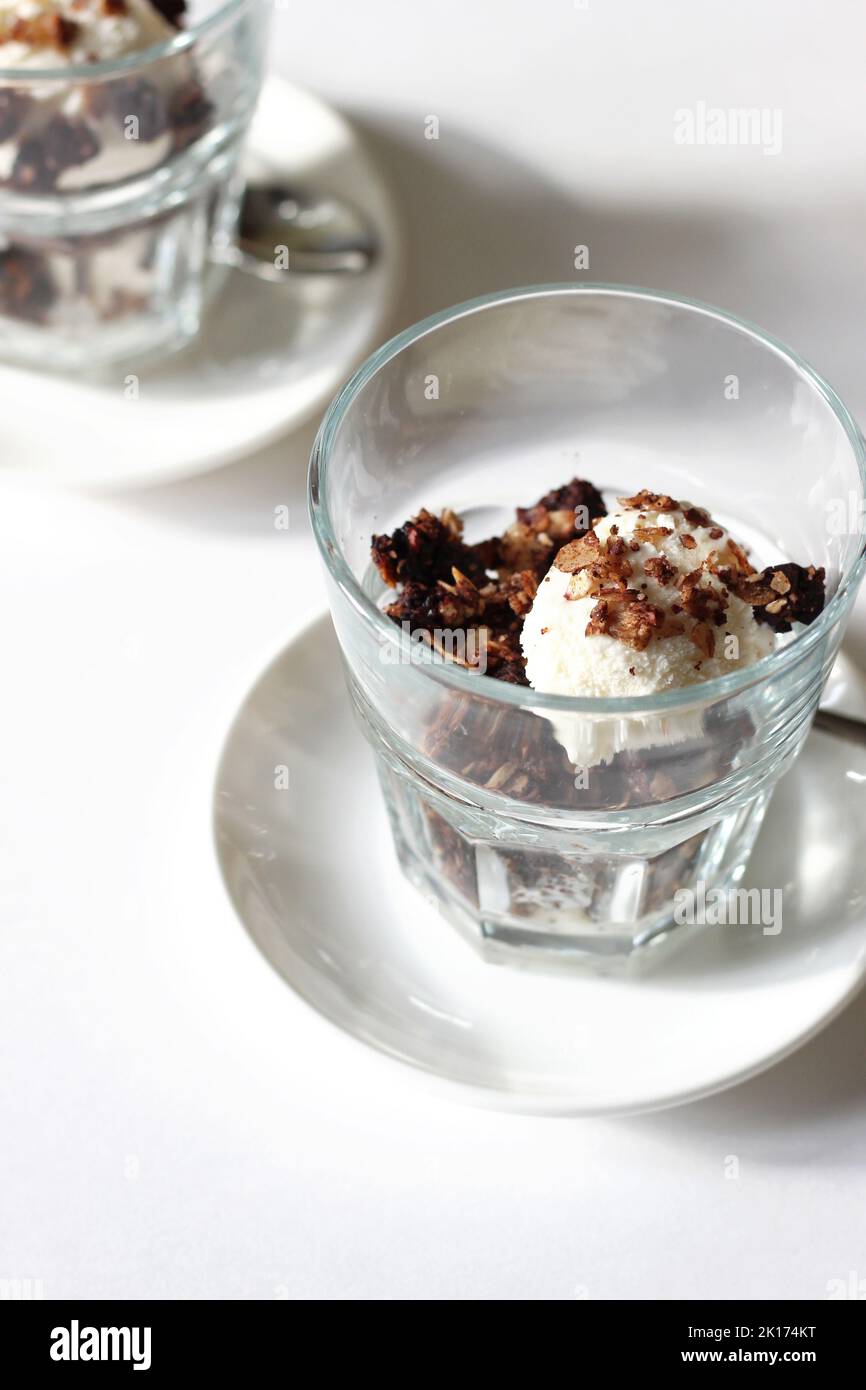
[0,76,401,490]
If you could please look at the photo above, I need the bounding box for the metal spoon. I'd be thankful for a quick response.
[813,706,866,746]
[212,182,377,279]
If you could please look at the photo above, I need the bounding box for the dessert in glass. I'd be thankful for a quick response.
[310,285,866,966]
[0,0,269,368]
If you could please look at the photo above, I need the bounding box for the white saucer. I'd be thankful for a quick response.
[214,616,866,1117]
[0,77,401,490]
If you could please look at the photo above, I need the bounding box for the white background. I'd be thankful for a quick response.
[2,0,865,1300]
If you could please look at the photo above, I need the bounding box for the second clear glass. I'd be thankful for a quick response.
[0,0,269,369]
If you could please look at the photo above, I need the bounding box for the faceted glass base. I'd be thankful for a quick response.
[375,749,772,967]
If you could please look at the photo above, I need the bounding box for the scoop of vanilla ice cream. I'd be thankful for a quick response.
[523,502,773,697]
[521,496,774,766]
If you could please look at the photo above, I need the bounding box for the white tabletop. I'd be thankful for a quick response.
[2,1,865,1301]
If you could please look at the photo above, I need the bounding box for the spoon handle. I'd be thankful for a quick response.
[212,244,373,278]
[813,707,866,746]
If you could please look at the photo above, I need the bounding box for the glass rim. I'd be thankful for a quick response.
[0,0,253,82]
[309,282,866,717]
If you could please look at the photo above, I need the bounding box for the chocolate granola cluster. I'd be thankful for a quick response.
[371,477,605,684]
[0,244,56,321]
[734,562,826,633]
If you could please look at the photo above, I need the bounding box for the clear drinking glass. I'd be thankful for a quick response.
[310,285,866,966]
[0,0,269,368]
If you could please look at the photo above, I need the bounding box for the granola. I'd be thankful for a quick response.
[371,477,603,685]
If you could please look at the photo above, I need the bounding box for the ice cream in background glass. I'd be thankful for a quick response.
[0,0,269,367]
[0,0,183,189]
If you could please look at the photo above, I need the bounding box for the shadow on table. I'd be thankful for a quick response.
[105,118,863,537]
[627,980,866,1161]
